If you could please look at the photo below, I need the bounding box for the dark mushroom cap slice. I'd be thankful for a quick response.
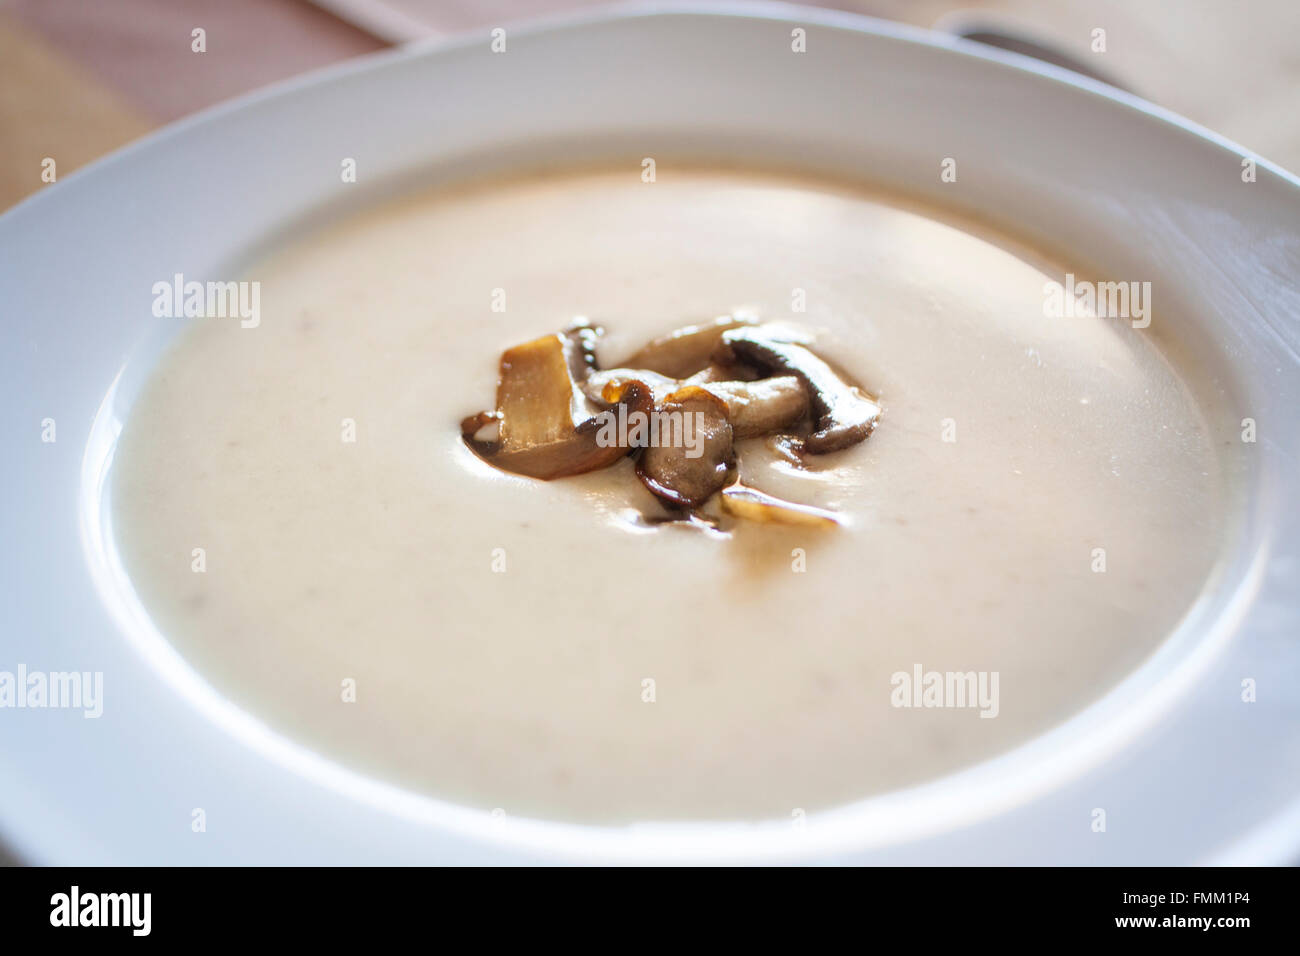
[721,326,880,454]
[636,386,735,509]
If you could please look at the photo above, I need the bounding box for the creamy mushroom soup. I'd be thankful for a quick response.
[110,169,1227,822]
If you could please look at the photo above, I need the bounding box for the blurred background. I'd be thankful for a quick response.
[2,0,1298,215]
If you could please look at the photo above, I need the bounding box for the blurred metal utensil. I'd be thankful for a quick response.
[937,17,1134,94]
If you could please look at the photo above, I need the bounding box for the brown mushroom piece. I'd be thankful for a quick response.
[584,368,680,406]
[698,375,808,439]
[461,329,653,479]
[460,319,878,530]
[636,386,735,509]
[721,326,881,454]
[587,369,807,440]
[620,315,756,378]
[682,363,744,385]
[719,480,842,528]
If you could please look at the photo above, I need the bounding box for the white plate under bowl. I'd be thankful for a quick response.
[2,3,1298,865]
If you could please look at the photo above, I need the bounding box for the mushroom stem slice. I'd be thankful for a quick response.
[682,364,740,385]
[699,375,809,439]
[621,315,756,378]
[635,386,735,509]
[589,370,808,439]
[721,326,881,453]
[719,480,843,528]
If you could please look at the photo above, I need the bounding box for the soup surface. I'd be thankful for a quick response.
[111,168,1226,822]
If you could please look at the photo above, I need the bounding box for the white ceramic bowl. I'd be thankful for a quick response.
[2,2,1298,864]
